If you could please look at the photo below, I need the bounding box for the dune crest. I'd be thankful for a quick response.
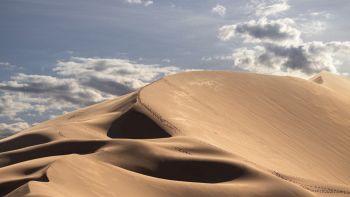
[1,71,350,197]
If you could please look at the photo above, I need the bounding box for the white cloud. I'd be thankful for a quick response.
[0,93,33,118]
[310,11,331,19]
[126,0,153,6]
[144,1,153,6]
[295,12,331,35]
[161,58,171,63]
[299,20,327,34]
[250,0,290,17]
[212,4,226,17]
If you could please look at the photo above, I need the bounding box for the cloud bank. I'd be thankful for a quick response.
[217,0,350,77]
[0,57,183,136]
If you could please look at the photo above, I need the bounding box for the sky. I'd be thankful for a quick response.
[1,0,350,137]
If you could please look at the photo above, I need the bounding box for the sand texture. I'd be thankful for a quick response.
[1,71,349,196]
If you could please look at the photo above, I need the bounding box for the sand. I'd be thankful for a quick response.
[0,71,349,196]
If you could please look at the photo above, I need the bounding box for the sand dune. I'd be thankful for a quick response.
[1,71,349,196]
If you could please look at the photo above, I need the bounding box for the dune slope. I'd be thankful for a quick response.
[0,71,349,197]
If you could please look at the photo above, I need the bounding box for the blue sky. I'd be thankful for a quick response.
[1,0,350,137]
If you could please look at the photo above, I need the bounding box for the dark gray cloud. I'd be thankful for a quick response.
[264,44,311,72]
[232,41,350,75]
[219,18,301,45]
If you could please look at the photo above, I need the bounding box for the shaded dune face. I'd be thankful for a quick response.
[0,133,51,153]
[107,108,171,139]
[0,140,107,167]
[0,71,350,197]
[135,158,245,183]
[0,174,49,197]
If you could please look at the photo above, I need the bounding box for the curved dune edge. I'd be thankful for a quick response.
[0,71,349,197]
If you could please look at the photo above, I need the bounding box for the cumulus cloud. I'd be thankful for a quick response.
[232,42,350,76]
[0,57,183,137]
[126,0,153,6]
[250,0,290,17]
[218,0,350,76]
[0,57,180,105]
[212,4,226,17]
[218,18,301,45]
[228,32,350,76]
[0,93,33,118]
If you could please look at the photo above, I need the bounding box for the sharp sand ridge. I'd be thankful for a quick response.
[0,71,349,197]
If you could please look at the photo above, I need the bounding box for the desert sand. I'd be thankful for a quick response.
[0,71,349,196]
